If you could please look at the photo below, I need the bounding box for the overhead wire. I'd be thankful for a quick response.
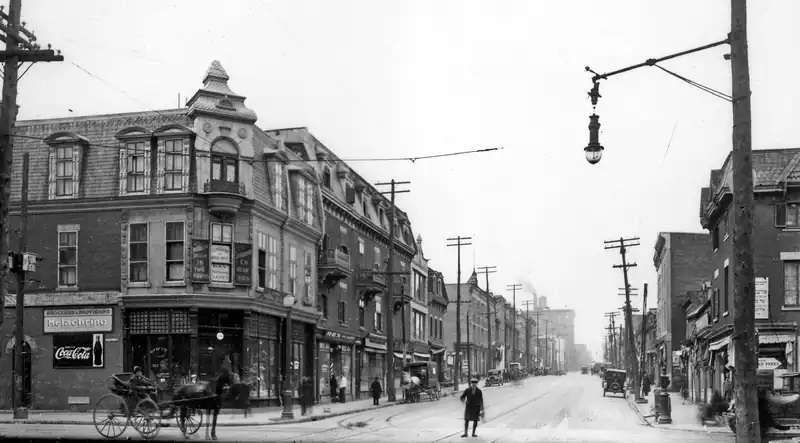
[653,64,732,102]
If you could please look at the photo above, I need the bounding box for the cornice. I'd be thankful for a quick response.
[286,217,323,242]
[9,194,195,215]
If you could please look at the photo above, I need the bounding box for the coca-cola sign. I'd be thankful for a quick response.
[53,334,104,368]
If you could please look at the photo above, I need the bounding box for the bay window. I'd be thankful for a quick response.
[210,223,233,283]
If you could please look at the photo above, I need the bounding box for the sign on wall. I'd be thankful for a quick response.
[755,277,769,320]
[44,308,113,333]
[53,333,104,369]
[191,240,209,282]
[234,243,252,286]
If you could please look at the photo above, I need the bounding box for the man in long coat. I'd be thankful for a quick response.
[460,378,484,438]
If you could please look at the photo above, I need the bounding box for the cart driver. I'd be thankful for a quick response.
[130,365,155,399]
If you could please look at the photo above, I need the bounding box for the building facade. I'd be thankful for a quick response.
[427,267,448,382]
[444,271,491,379]
[652,232,712,391]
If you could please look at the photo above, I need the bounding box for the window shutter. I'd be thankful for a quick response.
[118,145,127,196]
[48,150,56,199]
[776,204,787,227]
[72,145,81,197]
[143,145,151,194]
[155,139,165,193]
[181,138,190,192]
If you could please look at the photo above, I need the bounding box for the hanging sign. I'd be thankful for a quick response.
[44,308,113,333]
[53,333,104,369]
[192,240,210,282]
[758,357,781,370]
[755,277,769,320]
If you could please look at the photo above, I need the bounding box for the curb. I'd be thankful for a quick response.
[0,391,454,427]
[624,393,653,428]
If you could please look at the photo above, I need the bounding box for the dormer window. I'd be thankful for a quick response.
[154,125,192,194]
[323,167,332,189]
[47,132,88,200]
[210,139,238,183]
[126,141,149,193]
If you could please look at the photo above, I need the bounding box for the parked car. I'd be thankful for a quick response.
[485,369,504,387]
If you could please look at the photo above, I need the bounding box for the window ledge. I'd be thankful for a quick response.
[162,281,186,287]
[128,282,151,288]
[782,305,800,311]
[209,282,235,289]
[722,311,729,317]
[56,286,79,292]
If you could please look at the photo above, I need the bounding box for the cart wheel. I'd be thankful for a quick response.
[177,407,203,436]
[132,398,161,440]
[93,393,129,439]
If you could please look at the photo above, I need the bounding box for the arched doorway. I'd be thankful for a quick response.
[11,341,32,407]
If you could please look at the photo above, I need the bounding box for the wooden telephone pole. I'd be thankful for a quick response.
[638,283,649,403]
[506,283,522,363]
[447,235,472,391]
[0,0,63,419]
[604,312,618,366]
[605,237,641,400]
[521,300,536,371]
[476,266,496,370]
[375,179,410,402]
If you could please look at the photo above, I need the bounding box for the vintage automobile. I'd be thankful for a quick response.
[581,366,589,374]
[485,369,504,387]
[602,369,627,397]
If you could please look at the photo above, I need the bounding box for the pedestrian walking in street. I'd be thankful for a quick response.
[370,377,383,405]
[339,373,348,403]
[329,373,338,402]
[460,377,484,438]
[300,376,314,416]
[641,373,651,398]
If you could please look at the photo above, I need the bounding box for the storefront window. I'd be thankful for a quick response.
[129,334,190,395]
[247,339,277,399]
[319,343,330,398]
[341,344,352,397]
[291,342,305,397]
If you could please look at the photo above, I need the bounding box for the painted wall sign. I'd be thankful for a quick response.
[755,277,769,320]
[53,333,104,369]
[234,243,252,286]
[44,308,113,333]
[192,240,209,282]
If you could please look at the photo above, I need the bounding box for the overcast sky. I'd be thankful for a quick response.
[18,1,800,360]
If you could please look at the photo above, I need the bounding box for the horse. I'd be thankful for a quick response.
[173,382,220,440]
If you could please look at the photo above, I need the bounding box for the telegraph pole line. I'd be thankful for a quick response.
[604,312,618,366]
[506,283,522,364]
[605,236,641,400]
[637,283,648,403]
[476,265,496,370]
[521,300,535,371]
[375,179,410,402]
[729,0,759,440]
[0,1,63,420]
[447,235,472,392]
[543,319,550,373]
[534,308,541,371]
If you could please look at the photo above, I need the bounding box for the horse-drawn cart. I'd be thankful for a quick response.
[402,361,441,403]
[92,373,211,440]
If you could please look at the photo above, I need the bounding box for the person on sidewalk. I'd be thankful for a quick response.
[300,376,314,416]
[370,377,383,406]
[339,374,348,403]
[642,373,651,398]
[329,373,338,403]
[460,377,484,438]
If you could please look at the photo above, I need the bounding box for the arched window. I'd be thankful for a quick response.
[211,139,238,183]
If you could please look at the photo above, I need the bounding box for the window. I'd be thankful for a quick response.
[304,251,313,304]
[712,288,720,318]
[210,139,238,184]
[373,246,382,270]
[721,213,729,240]
[378,208,384,226]
[289,246,297,296]
[55,146,76,197]
[129,223,148,283]
[271,163,284,211]
[320,294,328,318]
[293,175,315,225]
[358,238,364,255]
[361,196,367,216]
[374,296,382,331]
[414,272,425,301]
[723,266,729,312]
[165,222,184,281]
[257,232,266,289]
[358,298,365,327]
[163,139,184,191]
[267,235,278,289]
[712,226,719,250]
[210,223,233,283]
[126,141,148,193]
[338,300,346,324]
[58,229,78,287]
[323,167,331,189]
[785,261,800,305]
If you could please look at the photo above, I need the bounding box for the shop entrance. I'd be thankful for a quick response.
[11,341,31,408]
[199,309,243,381]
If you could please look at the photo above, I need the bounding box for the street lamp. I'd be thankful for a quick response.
[584,113,604,165]
[281,293,296,419]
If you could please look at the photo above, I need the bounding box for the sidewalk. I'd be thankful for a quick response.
[626,390,732,434]
[0,392,452,427]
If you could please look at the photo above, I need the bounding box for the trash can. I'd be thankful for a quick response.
[653,389,672,424]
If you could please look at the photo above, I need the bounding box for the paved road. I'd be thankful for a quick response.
[0,373,734,442]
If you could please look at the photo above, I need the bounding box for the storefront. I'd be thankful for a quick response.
[362,336,386,396]
[245,313,279,402]
[127,308,193,391]
[317,328,358,401]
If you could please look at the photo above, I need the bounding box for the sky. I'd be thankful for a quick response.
[16,0,800,361]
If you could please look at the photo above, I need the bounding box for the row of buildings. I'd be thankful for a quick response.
[0,61,574,410]
[635,148,800,403]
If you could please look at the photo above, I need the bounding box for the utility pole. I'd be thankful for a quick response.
[543,319,550,373]
[466,312,471,377]
[375,179,410,402]
[0,1,63,419]
[729,0,758,441]
[447,235,472,392]
[638,283,648,403]
[521,300,535,371]
[604,312,618,366]
[534,309,541,372]
[506,284,522,363]
[605,236,641,400]
[476,266,496,370]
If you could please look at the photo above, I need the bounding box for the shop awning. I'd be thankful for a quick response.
[393,352,412,360]
[759,334,795,345]
[364,339,386,351]
[414,352,430,359]
[709,336,731,351]
[431,348,446,355]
